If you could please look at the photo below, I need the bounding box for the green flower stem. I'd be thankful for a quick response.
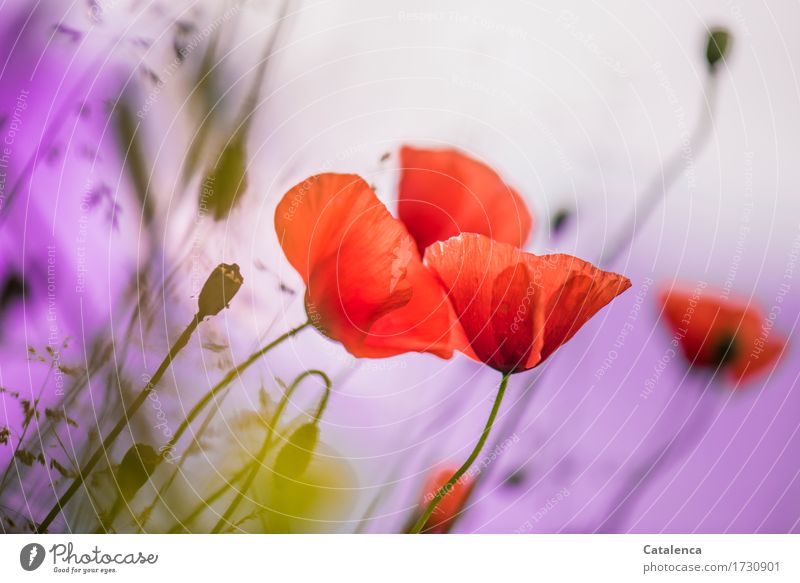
[37,316,202,533]
[451,66,726,521]
[598,72,720,267]
[133,319,311,532]
[409,373,510,534]
[165,321,311,457]
[170,367,332,533]
[164,373,307,533]
[135,393,225,532]
[210,369,331,534]
[166,463,251,533]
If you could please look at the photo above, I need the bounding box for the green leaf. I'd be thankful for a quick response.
[114,98,154,224]
[201,134,249,221]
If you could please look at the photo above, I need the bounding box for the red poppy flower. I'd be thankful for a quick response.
[659,286,785,382]
[398,146,533,253]
[420,466,474,533]
[424,233,631,374]
[275,173,457,359]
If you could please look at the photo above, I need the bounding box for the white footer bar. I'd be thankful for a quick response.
[1,534,797,582]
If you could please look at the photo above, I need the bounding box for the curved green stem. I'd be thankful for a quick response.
[167,321,312,457]
[210,369,331,533]
[409,373,509,534]
[166,463,250,533]
[134,395,226,532]
[165,376,304,533]
[599,71,720,267]
[37,315,202,533]
[132,320,310,531]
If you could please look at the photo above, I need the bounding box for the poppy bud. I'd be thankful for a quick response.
[116,443,159,501]
[420,466,474,533]
[550,208,571,237]
[273,422,319,489]
[197,263,243,319]
[705,27,731,71]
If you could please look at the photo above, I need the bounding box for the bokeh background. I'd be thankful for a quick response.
[1,0,798,533]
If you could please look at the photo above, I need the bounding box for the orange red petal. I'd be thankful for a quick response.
[420,466,474,533]
[659,286,785,382]
[425,233,631,374]
[398,146,532,252]
[275,173,456,358]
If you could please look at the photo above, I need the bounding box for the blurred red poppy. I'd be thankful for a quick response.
[425,233,631,374]
[420,466,474,533]
[398,146,533,253]
[659,287,785,382]
[275,173,457,358]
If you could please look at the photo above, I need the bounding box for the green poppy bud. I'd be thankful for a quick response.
[706,28,731,71]
[198,263,243,319]
[116,443,159,501]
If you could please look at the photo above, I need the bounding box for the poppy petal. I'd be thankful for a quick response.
[426,234,546,373]
[533,254,633,361]
[425,234,629,373]
[398,146,533,252]
[489,264,544,372]
[420,466,474,533]
[733,336,784,381]
[660,287,786,383]
[275,173,456,358]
